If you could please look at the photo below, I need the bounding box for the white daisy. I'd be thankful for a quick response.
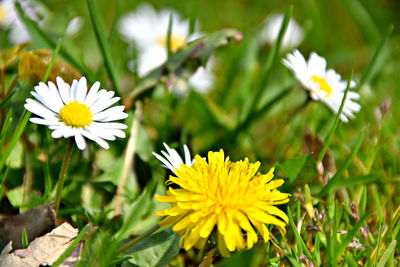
[24,76,128,150]
[260,13,304,51]
[152,143,192,174]
[118,3,213,92]
[283,50,361,122]
[0,0,45,44]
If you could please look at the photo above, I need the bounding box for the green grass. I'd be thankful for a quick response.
[0,0,399,266]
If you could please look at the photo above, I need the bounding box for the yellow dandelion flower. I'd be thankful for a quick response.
[156,149,290,257]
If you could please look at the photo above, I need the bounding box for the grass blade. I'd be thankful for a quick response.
[14,2,95,82]
[377,240,397,267]
[0,108,12,149]
[334,211,370,261]
[359,24,394,86]
[374,220,384,266]
[22,228,29,249]
[167,13,173,59]
[0,90,15,110]
[318,129,365,198]
[287,206,313,260]
[240,6,292,125]
[43,38,63,83]
[317,71,354,165]
[53,224,90,267]
[87,0,120,95]
[340,0,380,42]
[0,34,61,174]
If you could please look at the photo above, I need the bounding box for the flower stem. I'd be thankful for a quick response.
[54,138,74,214]
[117,224,160,254]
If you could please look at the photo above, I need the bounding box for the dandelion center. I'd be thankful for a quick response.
[156,150,290,256]
[157,34,186,52]
[312,75,332,97]
[59,101,93,128]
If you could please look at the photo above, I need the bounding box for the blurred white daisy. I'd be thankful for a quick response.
[65,16,83,37]
[283,50,361,122]
[24,77,128,150]
[0,0,45,44]
[152,143,192,174]
[260,13,304,51]
[118,3,213,93]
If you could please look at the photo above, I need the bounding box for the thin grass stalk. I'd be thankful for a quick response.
[317,71,354,166]
[87,0,120,95]
[114,101,143,216]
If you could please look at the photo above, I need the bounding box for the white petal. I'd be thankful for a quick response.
[76,77,88,103]
[29,117,61,126]
[152,152,176,173]
[75,132,86,150]
[81,129,110,149]
[92,106,128,122]
[308,52,327,77]
[57,77,71,104]
[69,79,79,101]
[25,99,58,120]
[183,144,192,166]
[91,96,120,114]
[84,81,101,106]
[92,122,128,129]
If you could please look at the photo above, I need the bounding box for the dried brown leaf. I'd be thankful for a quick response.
[18,49,82,86]
[0,222,82,267]
[0,42,32,69]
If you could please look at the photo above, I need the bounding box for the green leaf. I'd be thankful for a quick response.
[128,28,242,100]
[278,154,318,184]
[87,0,120,95]
[126,228,180,267]
[116,189,151,240]
[136,127,154,162]
[22,228,29,249]
[5,140,23,169]
[377,240,397,267]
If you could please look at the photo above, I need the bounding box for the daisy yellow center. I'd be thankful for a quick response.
[157,34,186,52]
[156,150,290,256]
[312,75,332,97]
[0,4,8,26]
[59,101,93,128]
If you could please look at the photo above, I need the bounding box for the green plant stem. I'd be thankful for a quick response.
[317,71,353,166]
[5,74,19,96]
[43,38,63,83]
[54,138,74,214]
[113,101,143,216]
[117,224,160,254]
